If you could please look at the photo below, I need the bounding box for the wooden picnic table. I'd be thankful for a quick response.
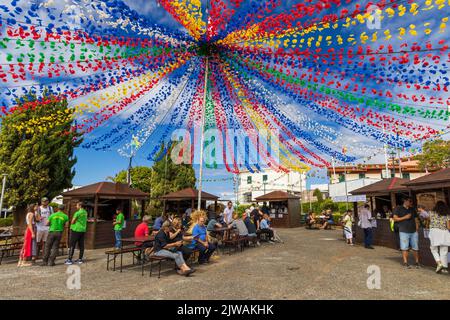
[121,235,155,246]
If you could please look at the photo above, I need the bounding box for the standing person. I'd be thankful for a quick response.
[343,210,354,246]
[421,201,450,274]
[113,207,125,249]
[42,204,69,266]
[223,201,234,225]
[154,221,195,276]
[18,203,38,267]
[359,204,374,249]
[191,215,216,264]
[393,197,420,268]
[35,197,53,258]
[65,201,87,265]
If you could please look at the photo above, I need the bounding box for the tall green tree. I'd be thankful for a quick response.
[416,139,450,170]
[0,94,82,226]
[313,188,324,203]
[113,166,153,194]
[113,143,196,211]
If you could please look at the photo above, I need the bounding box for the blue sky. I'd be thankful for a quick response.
[0,0,448,198]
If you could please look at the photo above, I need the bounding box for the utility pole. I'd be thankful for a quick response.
[197,57,209,211]
[390,150,396,177]
[126,155,133,186]
[0,174,7,219]
[299,172,304,216]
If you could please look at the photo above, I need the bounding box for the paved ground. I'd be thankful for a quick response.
[0,228,448,300]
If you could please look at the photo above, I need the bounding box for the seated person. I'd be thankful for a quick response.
[169,217,194,262]
[191,215,216,264]
[206,213,223,244]
[153,213,167,231]
[134,215,154,246]
[320,210,334,230]
[153,221,195,276]
[229,213,250,238]
[181,212,190,229]
[258,214,275,242]
[242,210,260,245]
[305,212,316,229]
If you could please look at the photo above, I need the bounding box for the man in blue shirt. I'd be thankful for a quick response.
[192,216,216,264]
[153,214,167,231]
[259,214,274,242]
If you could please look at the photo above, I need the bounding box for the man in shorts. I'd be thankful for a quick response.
[35,197,53,258]
[393,197,420,268]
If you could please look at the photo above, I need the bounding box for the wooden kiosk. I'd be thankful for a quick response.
[161,188,219,215]
[62,182,148,249]
[255,191,301,228]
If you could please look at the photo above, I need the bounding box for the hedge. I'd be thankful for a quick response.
[0,217,13,227]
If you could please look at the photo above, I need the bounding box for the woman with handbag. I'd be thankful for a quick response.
[421,201,450,274]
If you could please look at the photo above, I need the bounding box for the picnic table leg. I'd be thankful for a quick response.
[158,261,161,279]
[149,259,153,277]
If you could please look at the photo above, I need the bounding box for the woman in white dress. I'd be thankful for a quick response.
[421,201,450,274]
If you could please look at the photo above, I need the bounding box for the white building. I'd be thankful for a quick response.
[237,169,307,204]
[52,185,82,204]
[327,159,433,199]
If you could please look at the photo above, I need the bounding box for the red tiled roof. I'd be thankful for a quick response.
[62,182,148,198]
[161,188,219,200]
[351,178,409,195]
[403,168,450,186]
[255,190,300,201]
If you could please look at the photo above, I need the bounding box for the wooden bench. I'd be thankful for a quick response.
[105,246,142,272]
[0,236,23,265]
[148,255,171,278]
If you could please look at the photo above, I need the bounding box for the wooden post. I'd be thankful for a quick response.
[92,195,99,250]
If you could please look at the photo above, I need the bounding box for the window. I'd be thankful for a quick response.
[339,174,345,183]
[247,176,252,184]
[359,173,366,179]
[244,193,252,203]
[263,175,268,182]
[402,173,410,180]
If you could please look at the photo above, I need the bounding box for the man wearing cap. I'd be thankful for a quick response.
[42,204,68,266]
[35,197,54,258]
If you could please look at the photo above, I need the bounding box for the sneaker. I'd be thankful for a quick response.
[403,262,411,269]
[64,259,73,265]
[415,263,422,269]
[75,259,84,265]
[436,263,443,273]
[441,268,448,274]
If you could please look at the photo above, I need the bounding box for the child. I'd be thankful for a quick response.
[343,210,354,246]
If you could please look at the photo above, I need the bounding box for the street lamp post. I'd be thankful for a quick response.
[0,174,7,219]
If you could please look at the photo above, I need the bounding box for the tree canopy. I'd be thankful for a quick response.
[416,139,450,170]
[0,94,81,222]
[113,143,196,211]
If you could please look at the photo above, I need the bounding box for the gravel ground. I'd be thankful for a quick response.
[0,228,448,300]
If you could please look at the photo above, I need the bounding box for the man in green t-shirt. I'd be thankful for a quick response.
[42,204,69,266]
[65,201,88,265]
[113,207,125,249]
